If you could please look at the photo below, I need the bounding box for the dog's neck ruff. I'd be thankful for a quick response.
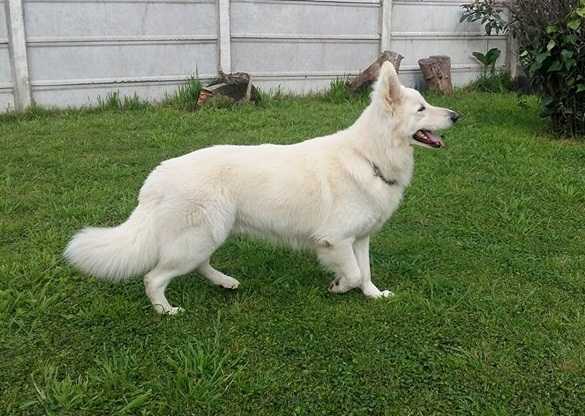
[370,160,397,186]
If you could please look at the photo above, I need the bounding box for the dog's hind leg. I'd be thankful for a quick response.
[197,260,240,289]
[144,225,226,315]
[317,239,362,294]
[353,236,393,299]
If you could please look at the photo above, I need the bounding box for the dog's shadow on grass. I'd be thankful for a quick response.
[178,237,327,296]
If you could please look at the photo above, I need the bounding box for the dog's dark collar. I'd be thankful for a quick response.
[370,161,397,186]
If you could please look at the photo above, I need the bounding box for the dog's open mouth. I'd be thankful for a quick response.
[413,129,444,148]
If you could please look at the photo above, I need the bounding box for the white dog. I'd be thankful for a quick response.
[65,62,459,314]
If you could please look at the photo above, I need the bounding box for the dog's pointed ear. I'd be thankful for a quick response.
[374,61,402,105]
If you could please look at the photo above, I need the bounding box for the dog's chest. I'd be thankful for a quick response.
[341,155,413,237]
[368,182,407,230]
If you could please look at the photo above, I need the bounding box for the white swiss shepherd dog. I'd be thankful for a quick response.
[65,62,459,315]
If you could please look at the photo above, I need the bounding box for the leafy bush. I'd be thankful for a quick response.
[461,0,508,35]
[461,4,511,93]
[511,0,585,136]
[468,47,513,92]
[466,71,513,93]
[461,0,585,137]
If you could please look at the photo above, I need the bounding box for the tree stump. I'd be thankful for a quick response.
[197,71,258,106]
[348,50,404,93]
[418,55,453,95]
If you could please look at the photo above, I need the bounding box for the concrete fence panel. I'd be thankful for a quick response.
[1,0,513,111]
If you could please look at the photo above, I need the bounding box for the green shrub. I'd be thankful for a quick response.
[467,47,513,93]
[467,71,513,93]
[461,0,585,137]
[460,0,508,35]
[461,5,512,93]
[512,0,585,136]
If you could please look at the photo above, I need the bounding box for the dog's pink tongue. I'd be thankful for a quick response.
[427,131,444,147]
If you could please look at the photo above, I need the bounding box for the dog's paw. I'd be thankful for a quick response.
[378,290,394,298]
[328,277,353,294]
[154,305,185,315]
[166,306,185,315]
[219,276,240,290]
[362,283,394,299]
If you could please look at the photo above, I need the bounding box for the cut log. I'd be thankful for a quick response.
[348,50,404,93]
[197,71,258,106]
[418,55,453,95]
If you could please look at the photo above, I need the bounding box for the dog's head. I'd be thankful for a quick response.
[372,61,459,149]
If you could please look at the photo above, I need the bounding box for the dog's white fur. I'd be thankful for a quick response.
[65,62,457,314]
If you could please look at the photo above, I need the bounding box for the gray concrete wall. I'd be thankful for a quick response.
[0,1,15,110]
[1,0,510,111]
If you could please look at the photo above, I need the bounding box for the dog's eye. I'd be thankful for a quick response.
[418,105,426,112]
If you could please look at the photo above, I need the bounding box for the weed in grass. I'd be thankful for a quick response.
[201,94,236,110]
[28,366,92,414]
[163,77,202,111]
[0,103,63,122]
[323,77,371,104]
[255,87,279,107]
[324,78,352,103]
[158,330,245,413]
[96,92,151,112]
[465,71,513,93]
[256,86,301,108]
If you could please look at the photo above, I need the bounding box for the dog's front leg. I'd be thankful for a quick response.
[317,239,362,294]
[353,236,393,299]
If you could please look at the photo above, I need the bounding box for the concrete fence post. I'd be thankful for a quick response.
[507,34,520,79]
[5,0,32,110]
[218,0,231,73]
[380,0,392,52]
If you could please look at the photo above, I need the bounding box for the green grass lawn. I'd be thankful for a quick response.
[1,92,585,415]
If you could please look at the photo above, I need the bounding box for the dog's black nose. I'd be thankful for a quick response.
[450,111,460,123]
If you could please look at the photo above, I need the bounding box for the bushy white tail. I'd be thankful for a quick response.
[64,206,158,281]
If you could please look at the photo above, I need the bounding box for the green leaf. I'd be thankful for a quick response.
[547,40,556,51]
[567,17,581,30]
[472,51,489,66]
[546,24,559,34]
[561,49,574,60]
[547,61,563,72]
[485,48,501,65]
[577,84,585,93]
[536,52,549,64]
[577,7,585,18]
[564,34,577,44]
[118,391,152,414]
[542,95,554,106]
[529,52,550,76]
